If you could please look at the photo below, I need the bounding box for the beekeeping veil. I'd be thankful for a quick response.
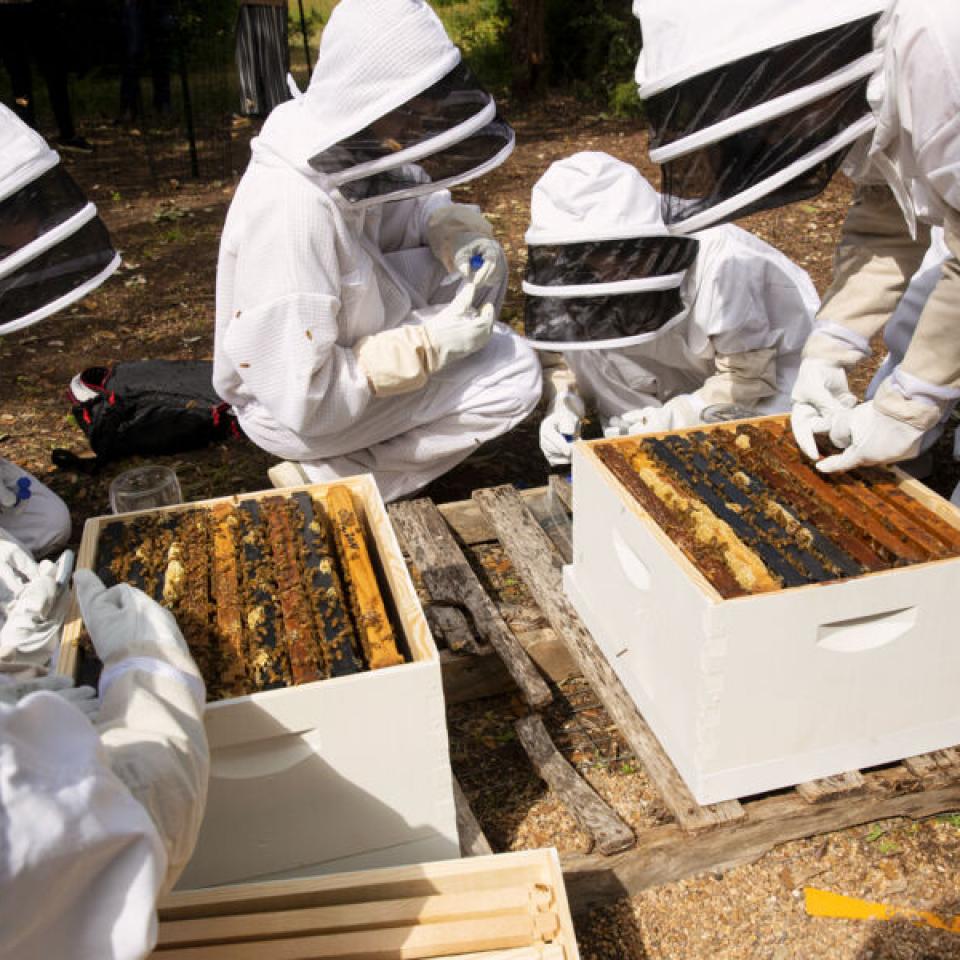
[633,0,889,232]
[0,104,120,336]
[523,152,698,349]
[284,0,514,208]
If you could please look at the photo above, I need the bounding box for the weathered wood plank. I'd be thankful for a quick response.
[904,750,960,779]
[561,767,960,915]
[516,714,634,855]
[453,777,494,857]
[424,604,479,655]
[795,771,866,804]
[439,649,514,705]
[389,500,551,709]
[548,475,573,514]
[437,488,547,546]
[472,484,744,832]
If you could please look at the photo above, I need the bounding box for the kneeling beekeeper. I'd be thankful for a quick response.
[214,0,542,502]
[531,153,818,466]
[0,104,209,960]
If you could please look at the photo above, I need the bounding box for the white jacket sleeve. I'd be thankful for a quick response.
[0,694,167,960]
[216,178,373,438]
[378,188,453,252]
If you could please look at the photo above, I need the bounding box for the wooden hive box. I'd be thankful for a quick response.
[150,849,580,960]
[58,474,459,888]
[564,416,960,805]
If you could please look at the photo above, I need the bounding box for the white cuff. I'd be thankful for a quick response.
[890,366,960,406]
[99,657,205,710]
[811,321,872,358]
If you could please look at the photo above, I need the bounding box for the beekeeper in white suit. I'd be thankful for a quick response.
[1,569,209,960]
[531,153,817,466]
[214,0,541,502]
[790,0,960,475]
[630,0,960,476]
[0,101,115,557]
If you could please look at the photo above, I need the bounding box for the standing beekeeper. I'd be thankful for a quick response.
[532,153,818,466]
[214,0,541,502]
[0,101,117,558]
[630,0,960,477]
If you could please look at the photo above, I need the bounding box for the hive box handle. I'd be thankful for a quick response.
[613,528,652,592]
[209,728,324,779]
[817,607,916,653]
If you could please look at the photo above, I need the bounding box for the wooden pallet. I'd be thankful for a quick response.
[395,482,960,914]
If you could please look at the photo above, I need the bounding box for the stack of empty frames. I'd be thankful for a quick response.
[310,61,515,207]
[633,0,888,231]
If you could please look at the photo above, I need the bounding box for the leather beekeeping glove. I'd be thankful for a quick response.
[0,536,70,665]
[539,390,585,466]
[74,569,209,893]
[791,323,871,459]
[622,394,704,436]
[426,204,507,290]
[816,370,958,473]
[354,282,494,397]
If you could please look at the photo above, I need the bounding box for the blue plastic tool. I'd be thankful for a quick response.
[469,253,484,272]
[15,476,31,502]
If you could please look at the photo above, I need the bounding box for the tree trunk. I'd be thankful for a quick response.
[509,0,547,98]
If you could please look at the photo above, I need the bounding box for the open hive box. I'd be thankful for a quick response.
[564,415,960,805]
[150,849,579,960]
[59,474,459,888]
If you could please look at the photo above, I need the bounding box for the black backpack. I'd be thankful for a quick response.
[55,360,240,471]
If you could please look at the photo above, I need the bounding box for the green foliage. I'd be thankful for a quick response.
[608,79,643,118]
[434,0,512,89]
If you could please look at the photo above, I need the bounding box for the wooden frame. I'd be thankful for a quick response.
[152,850,579,960]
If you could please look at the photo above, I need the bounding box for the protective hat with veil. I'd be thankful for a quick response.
[633,0,889,232]
[523,151,699,349]
[0,103,120,336]
[285,0,514,209]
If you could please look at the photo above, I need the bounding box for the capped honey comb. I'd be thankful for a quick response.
[595,419,960,599]
[93,489,404,701]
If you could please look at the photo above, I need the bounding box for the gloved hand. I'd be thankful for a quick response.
[74,570,200,682]
[539,391,586,466]
[426,204,506,290]
[0,539,70,663]
[814,372,948,473]
[0,668,99,718]
[355,282,495,398]
[815,401,925,473]
[621,394,704,436]
[423,285,495,370]
[790,358,859,460]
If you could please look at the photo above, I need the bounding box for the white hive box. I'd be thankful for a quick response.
[59,474,459,888]
[564,419,960,805]
[152,849,581,960]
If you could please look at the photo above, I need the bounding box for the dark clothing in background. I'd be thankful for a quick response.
[0,0,77,140]
[119,0,174,119]
[236,1,290,117]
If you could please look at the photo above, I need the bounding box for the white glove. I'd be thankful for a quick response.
[74,570,202,701]
[0,669,99,717]
[621,394,704,436]
[0,540,70,663]
[355,283,495,397]
[423,284,495,370]
[539,391,586,466]
[426,204,506,290]
[790,358,859,459]
[815,401,926,473]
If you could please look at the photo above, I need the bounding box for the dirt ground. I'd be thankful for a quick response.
[5,98,959,958]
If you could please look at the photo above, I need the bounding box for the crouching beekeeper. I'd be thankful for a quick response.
[214,0,541,502]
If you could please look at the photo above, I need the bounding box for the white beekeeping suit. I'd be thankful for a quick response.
[0,570,209,960]
[0,102,119,557]
[214,0,541,502]
[787,0,960,473]
[529,153,817,466]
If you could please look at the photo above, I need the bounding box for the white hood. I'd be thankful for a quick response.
[254,0,460,178]
[633,0,889,97]
[0,103,58,202]
[526,151,665,245]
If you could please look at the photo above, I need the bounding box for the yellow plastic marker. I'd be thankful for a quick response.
[805,888,960,934]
